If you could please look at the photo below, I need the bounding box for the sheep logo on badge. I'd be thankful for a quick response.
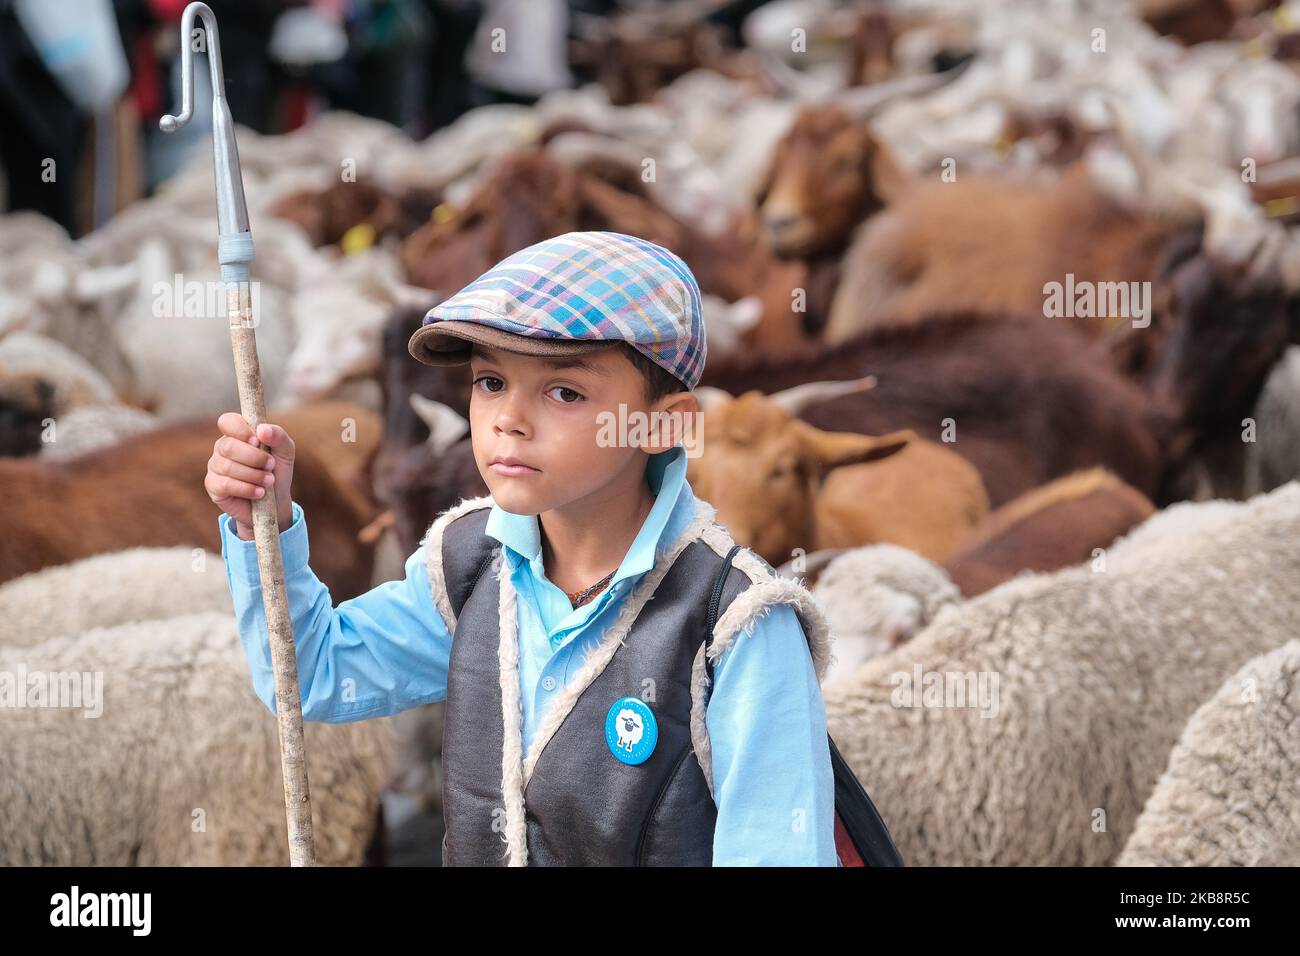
[604,696,658,765]
[615,709,643,750]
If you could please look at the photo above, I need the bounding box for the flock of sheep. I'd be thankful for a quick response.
[2,0,1300,866]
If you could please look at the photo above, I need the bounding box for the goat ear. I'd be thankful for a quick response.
[753,143,779,207]
[866,138,908,207]
[798,423,913,471]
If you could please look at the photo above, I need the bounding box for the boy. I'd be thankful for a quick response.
[208,230,837,866]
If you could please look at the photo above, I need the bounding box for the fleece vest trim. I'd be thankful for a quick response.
[422,494,833,866]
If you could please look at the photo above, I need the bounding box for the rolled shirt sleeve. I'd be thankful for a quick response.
[706,603,838,866]
[218,500,453,723]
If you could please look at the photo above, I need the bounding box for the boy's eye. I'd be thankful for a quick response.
[475,375,504,393]
[548,386,585,404]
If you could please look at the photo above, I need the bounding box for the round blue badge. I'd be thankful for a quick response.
[604,696,658,765]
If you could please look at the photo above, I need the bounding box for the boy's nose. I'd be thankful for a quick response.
[488,387,533,434]
[492,397,532,438]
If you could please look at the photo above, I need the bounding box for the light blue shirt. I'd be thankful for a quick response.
[219,443,837,866]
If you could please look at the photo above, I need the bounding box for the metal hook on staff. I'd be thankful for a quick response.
[160,1,251,271]
[160,1,316,867]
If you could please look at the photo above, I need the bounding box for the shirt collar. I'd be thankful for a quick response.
[485,443,692,587]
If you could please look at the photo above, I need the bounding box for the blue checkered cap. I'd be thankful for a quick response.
[407,231,706,390]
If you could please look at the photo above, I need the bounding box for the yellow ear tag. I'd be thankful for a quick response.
[341,223,376,254]
[1264,195,1300,219]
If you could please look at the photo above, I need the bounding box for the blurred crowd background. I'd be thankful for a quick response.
[0,0,775,235]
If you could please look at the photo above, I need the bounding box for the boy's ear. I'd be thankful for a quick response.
[644,391,701,451]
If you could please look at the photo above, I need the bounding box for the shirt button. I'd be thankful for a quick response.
[541,676,557,691]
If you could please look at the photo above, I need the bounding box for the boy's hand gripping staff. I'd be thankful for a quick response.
[160,1,316,867]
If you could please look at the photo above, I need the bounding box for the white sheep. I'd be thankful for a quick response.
[0,329,116,412]
[0,548,231,648]
[0,329,162,459]
[381,103,535,194]
[811,544,961,684]
[281,247,435,404]
[38,402,160,460]
[1245,346,1300,497]
[823,482,1300,866]
[1106,495,1247,564]
[0,612,393,865]
[104,237,296,420]
[0,214,80,337]
[1118,640,1300,867]
[12,205,303,422]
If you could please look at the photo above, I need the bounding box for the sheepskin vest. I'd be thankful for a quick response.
[422,494,832,867]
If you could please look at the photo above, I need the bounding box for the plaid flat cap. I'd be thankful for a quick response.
[407,230,706,390]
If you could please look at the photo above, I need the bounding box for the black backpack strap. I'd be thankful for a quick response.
[829,736,905,866]
[703,544,742,698]
[700,542,905,867]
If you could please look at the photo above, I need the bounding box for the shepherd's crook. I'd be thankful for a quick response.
[161,1,316,866]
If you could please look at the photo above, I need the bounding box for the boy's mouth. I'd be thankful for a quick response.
[490,455,541,477]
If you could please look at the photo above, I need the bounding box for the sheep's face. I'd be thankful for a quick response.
[466,343,699,519]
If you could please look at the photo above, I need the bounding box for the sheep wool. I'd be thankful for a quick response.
[1118,640,1300,867]
[822,482,1300,866]
[814,544,961,684]
[0,548,232,649]
[0,612,393,865]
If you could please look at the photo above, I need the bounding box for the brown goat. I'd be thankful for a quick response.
[757,104,906,261]
[271,180,438,249]
[943,468,1156,597]
[815,438,990,563]
[823,162,1179,344]
[756,105,1186,345]
[689,387,988,566]
[702,312,1168,508]
[569,9,740,105]
[0,404,380,600]
[400,150,684,295]
[712,240,1291,504]
[1142,0,1237,46]
[400,149,815,352]
[846,8,900,87]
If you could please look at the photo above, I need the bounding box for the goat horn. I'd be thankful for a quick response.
[546,131,644,170]
[768,375,877,416]
[831,57,975,119]
[547,130,685,214]
[1100,93,1202,223]
[775,547,851,581]
[1277,233,1300,294]
[691,385,735,413]
[409,393,469,453]
[757,53,832,102]
[357,509,395,545]
[1199,190,1273,267]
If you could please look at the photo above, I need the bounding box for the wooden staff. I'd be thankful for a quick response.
[160,1,315,866]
